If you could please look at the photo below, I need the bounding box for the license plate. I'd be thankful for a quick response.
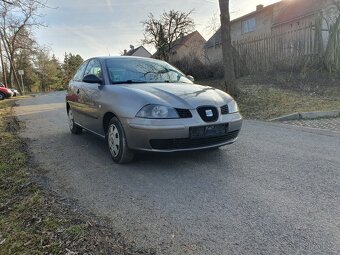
[190,124,228,139]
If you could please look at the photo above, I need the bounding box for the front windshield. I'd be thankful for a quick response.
[105,58,193,84]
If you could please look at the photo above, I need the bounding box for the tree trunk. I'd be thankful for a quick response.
[219,0,237,96]
[0,33,23,93]
[0,42,7,86]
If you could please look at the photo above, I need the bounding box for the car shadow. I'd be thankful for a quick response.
[78,129,232,169]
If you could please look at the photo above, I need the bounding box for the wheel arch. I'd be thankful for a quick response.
[103,111,118,135]
[66,102,70,113]
[0,91,5,99]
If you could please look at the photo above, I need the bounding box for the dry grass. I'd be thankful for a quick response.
[0,100,155,255]
[198,75,340,120]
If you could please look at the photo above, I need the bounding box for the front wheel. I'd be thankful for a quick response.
[107,117,134,164]
[67,108,82,134]
[0,92,5,100]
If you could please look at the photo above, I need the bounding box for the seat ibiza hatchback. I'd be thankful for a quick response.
[66,57,242,163]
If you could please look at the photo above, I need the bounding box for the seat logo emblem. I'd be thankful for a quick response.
[205,109,213,117]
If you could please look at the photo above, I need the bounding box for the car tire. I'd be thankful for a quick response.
[106,117,134,164]
[67,108,83,134]
[207,146,220,151]
[0,92,5,100]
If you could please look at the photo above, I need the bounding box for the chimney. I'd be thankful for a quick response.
[130,45,134,50]
[123,49,127,55]
[256,4,264,11]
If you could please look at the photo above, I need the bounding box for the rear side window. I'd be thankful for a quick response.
[73,61,88,81]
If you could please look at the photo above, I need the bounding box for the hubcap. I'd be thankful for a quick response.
[108,124,120,157]
[68,109,74,130]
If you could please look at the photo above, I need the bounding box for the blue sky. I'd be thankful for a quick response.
[36,0,278,60]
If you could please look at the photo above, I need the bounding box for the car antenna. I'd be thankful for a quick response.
[107,48,111,56]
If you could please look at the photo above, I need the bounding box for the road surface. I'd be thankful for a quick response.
[16,92,340,255]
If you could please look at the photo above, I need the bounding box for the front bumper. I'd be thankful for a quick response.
[121,112,243,152]
[6,92,14,98]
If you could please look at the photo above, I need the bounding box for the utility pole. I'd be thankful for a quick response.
[18,69,24,93]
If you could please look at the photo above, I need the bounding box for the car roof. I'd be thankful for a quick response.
[91,56,158,61]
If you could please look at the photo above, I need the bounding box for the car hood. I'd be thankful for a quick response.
[124,83,233,109]
[0,87,12,93]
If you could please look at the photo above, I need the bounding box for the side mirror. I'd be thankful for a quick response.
[186,75,195,82]
[83,74,103,84]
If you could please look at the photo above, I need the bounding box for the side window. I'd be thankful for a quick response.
[73,61,88,81]
[84,59,103,79]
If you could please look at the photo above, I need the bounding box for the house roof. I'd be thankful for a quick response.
[231,2,281,23]
[124,46,151,56]
[170,31,206,52]
[153,30,206,58]
[273,0,323,26]
[205,2,281,48]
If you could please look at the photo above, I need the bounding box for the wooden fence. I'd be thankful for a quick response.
[232,25,322,73]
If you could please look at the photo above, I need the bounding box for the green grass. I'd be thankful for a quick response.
[0,100,154,255]
[198,78,340,120]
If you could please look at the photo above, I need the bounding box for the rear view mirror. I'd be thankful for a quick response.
[83,74,103,84]
[186,75,195,82]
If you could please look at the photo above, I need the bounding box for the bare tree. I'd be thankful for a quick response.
[219,0,236,96]
[204,12,220,38]
[142,10,195,61]
[0,0,47,92]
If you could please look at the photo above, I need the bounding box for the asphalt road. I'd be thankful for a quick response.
[16,92,340,255]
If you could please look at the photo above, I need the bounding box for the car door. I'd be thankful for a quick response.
[67,60,88,125]
[77,58,104,134]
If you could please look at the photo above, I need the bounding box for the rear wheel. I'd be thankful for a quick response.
[0,92,5,100]
[107,117,134,164]
[67,108,82,134]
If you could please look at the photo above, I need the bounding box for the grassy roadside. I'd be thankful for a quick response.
[199,76,340,120]
[0,100,154,255]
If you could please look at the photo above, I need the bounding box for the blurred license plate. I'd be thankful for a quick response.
[190,124,228,139]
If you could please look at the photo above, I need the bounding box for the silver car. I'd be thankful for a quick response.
[66,57,242,163]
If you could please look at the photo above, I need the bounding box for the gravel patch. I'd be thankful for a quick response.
[282,118,340,133]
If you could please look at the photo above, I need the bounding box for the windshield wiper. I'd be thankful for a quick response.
[112,80,147,84]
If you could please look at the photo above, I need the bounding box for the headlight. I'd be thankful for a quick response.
[228,100,239,113]
[136,105,179,119]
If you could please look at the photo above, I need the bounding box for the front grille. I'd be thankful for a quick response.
[150,130,240,150]
[221,105,229,115]
[176,108,192,118]
[197,106,219,122]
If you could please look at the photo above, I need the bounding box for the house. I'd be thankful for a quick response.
[168,31,207,64]
[153,31,207,64]
[123,45,151,58]
[205,2,282,63]
[272,0,325,31]
[205,0,332,64]
[271,0,335,47]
